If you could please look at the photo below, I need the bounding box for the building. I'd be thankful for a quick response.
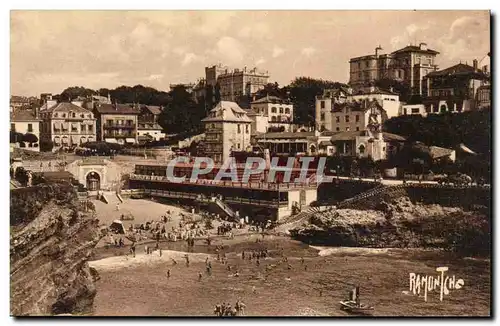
[65,156,123,191]
[401,104,428,117]
[40,93,58,111]
[201,101,252,163]
[192,78,207,103]
[205,65,269,102]
[93,103,140,145]
[330,129,406,161]
[329,99,388,133]
[10,96,36,110]
[349,43,440,95]
[249,95,294,132]
[476,85,491,110]
[10,109,42,151]
[422,61,490,113]
[315,87,351,131]
[254,130,335,156]
[39,102,96,148]
[349,87,400,118]
[137,105,165,142]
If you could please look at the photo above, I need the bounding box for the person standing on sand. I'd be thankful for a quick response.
[167,269,170,278]
[159,248,162,257]
[198,272,203,281]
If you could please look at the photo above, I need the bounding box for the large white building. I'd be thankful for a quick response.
[316,86,401,132]
[201,101,252,163]
[249,95,294,132]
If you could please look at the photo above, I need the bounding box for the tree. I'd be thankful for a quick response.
[374,78,411,102]
[40,140,54,152]
[288,77,348,126]
[22,133,38,144]
[59,86,96,101]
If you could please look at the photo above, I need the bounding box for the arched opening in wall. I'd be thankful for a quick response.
[358,144,366,155]
[310,144,316,154]
[440,105,447,113]
[86,171,101,191]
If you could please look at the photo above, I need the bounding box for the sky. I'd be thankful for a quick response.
[10,10,491,97]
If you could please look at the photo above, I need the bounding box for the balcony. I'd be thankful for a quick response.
[104,124,136,129]
[103,132,136,138]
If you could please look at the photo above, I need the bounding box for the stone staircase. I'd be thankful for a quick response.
[336,184,409,210]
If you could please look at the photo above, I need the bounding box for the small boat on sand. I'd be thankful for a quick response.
[339,286,374,314]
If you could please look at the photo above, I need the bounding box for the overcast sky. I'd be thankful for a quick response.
[11,10,490,96]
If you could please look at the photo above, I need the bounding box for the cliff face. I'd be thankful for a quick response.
[10,183,104,316]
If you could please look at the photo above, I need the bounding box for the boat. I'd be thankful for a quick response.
[339,286,374,314]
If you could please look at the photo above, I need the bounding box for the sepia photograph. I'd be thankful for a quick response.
[9,9,491,317]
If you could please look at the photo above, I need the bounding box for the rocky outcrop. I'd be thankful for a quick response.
[291,196,490,255]
[10,183,104,316]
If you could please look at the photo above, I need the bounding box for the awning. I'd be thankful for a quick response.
[126,138,136,144]
[105,138,118,143]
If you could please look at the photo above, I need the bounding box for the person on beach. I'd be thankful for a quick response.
[167,269,170,278]
[198,272,202,281]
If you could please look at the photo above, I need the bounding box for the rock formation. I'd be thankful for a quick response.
[10,183,104,316]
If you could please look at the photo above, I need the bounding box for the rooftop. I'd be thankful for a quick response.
[202,101,252,123]
[254,131,316,140]
[44,102,93,114]
[251,95,291,105]
[11,109,40,121]
[94,103,141,115]
[426,63,489,79]
[391,45,439,55]
[330,130,406,142]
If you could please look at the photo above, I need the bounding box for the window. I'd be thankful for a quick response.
[336,127,340,131]
[62,113,66,118]
[359,144,365,154]
[271,107,277,113]
[285,108,290,114]
[237,124,241,133]
[346,127,350,131]
[88,125,93,132]
[271,116,277,122]
[10,123,15,131]
[355,115,360,122]
[81,114,85,118]
[320,113,325,121]
[320,101,325,109]
[54,113,58,118]
[245,125,249,133]
[237,143,241,149]
[81,124,86,132]
[345,115,350,123]
[72,113,76,118]
[356,127,360,131]
[404,109,408,115]
[336,116,340,123]
[365,61,369,68]
[279,107,284,114]
[411,108,420,114]
[27,124,33,132]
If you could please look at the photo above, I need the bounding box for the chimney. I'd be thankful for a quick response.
[473,59,478,70]
[419,43,427,51]
[35,106,39,119]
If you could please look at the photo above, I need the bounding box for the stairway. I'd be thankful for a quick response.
[337,184,409,210]
[213,197,236,219]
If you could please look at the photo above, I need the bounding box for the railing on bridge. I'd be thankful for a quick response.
[129,173,318,190]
